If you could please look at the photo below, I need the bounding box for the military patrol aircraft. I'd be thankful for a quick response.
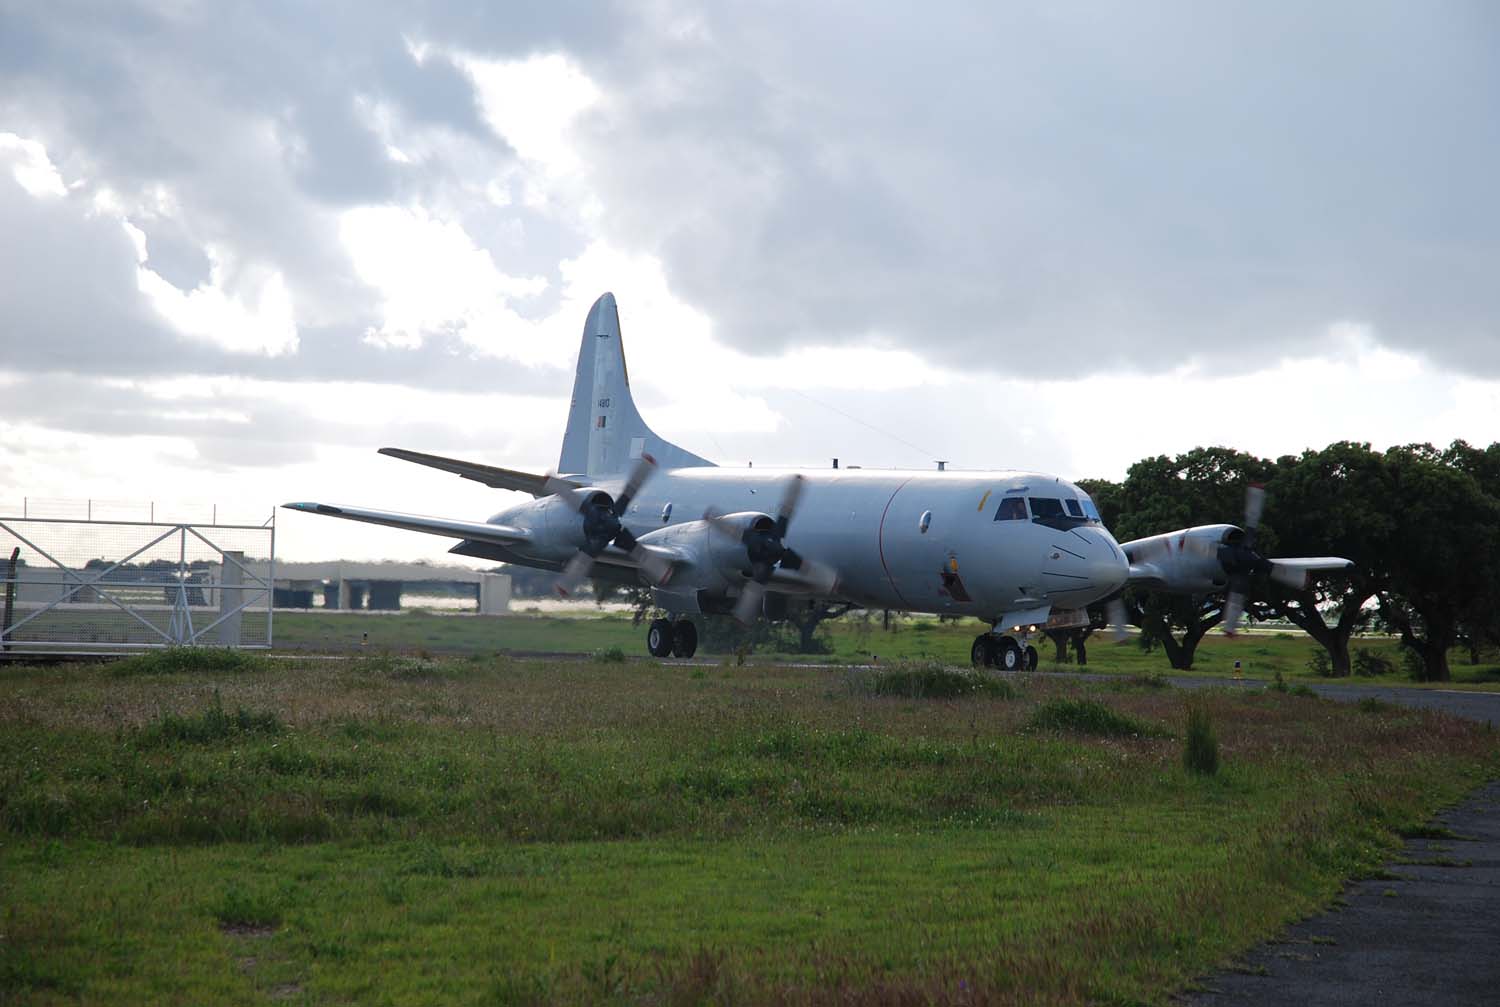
[285,293,1351,667]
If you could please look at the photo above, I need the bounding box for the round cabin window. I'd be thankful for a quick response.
[918,510,932,534]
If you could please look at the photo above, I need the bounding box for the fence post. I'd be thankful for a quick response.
[2,547,18,652]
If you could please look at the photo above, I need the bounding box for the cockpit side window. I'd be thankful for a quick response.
[994,497,1028,521]
[1064,499,1084,518]
[1029,497,1065,519]
[1079,495,1102,522]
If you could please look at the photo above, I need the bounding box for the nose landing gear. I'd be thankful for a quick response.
[971,633,1039,672]
[648,617,698,659]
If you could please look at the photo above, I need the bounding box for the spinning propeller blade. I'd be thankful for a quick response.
[1105,598,1129,643]
[550,454,662,595]
[707,474,838,624]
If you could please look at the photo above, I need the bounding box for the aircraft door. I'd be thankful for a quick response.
[877,483,974,612]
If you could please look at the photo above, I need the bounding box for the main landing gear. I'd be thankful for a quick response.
[647,617,698,659]
[971,633,1039,672]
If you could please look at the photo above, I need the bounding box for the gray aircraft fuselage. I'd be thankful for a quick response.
[490,466,1129,625]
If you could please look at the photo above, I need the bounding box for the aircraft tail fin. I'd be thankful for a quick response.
[557,293,715,478]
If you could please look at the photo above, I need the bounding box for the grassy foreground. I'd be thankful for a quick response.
[2,653,1497,1004]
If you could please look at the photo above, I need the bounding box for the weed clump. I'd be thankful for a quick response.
[1183,705,1220,775]
[1353,648,1394,678]
[593,646,627,664]
[137,697,283,748]
[1271,671,1317,698]
[110,648,269,676]
[862,662,1016,700]
[1027,697,1156,737]
[211,885,282,930]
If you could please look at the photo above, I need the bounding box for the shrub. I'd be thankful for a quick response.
[1400,647,1425,681]
[211,885,282,929]
[592,646,627,664]
[136,696,283,747]
[1270,671,1289,693]
[866,662,1016,700]
[110,647,269,676]
[1027,697,1157,737]
[1306,650,1333,677]
[1182,706,1219,776]
[1290,683,1318,699]
[1352,648,1394,678]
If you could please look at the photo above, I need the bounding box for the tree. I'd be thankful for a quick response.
[1440,441,1500,664]
[1375,445,1500,682]
[1111,447,1273,670]
[1259,442,1394,676]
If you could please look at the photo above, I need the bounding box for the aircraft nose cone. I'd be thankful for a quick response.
[1090,543,1129,599]
[1041,530,1130,604]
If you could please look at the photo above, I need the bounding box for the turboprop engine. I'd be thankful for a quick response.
[1117,484,1353,635]
[1120,524,1240,595]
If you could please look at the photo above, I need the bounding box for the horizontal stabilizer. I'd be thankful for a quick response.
[378,447,572,497]
[1267,556,1354,590]
[281,502,531,545]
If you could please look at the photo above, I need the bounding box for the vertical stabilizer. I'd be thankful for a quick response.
[557,293,715,478]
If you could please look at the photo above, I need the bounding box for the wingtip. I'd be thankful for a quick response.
[283,502,341,515]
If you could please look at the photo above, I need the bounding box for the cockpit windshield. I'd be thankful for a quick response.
[1027,494,1100,529]
[993,497,1027,521]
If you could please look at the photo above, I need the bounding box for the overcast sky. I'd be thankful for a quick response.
[2,1,1497,563]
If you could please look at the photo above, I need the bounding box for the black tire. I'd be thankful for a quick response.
[971,634,995,668]
[1025,645,1039,672]
[647,618,674,658]
[997,639,1024,671]
[671,620,698,658]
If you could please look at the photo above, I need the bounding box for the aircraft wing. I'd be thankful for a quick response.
[281,502,531,546]
[378,447,575,497]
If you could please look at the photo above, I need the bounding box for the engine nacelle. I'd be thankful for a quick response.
[698,511,776,578]
[1121,523,1238,594]
[491,490,613,562]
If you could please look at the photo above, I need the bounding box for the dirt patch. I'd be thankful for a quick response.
[218,921,277,938]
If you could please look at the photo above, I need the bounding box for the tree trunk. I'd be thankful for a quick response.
[1382,597,1454,683]
[1044,630,1068,663]
[1276,587,1371,678]
[1142,612,1217,671]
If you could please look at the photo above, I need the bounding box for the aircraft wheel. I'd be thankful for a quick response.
[997,638,1024,672]
[647,618,675,658]
[970,634,996,668]
[1025,645,1039,672]
[671,619,698,658]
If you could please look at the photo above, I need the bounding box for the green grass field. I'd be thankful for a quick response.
[3,652,1497,1004]
[267,608,1500,689]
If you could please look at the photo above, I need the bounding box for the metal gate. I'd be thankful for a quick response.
[1,512,274,656]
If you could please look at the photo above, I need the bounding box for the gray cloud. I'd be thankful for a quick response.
[2,0,1496,448]
[575,2,1500,373]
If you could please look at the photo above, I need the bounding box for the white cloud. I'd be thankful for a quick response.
[136,243,299,356]
[0,133,68,198]
[339,203,548,353]
[456,51,600,172]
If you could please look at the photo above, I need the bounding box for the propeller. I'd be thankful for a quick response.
[552,454,670,596]
[1104,597,1129,643]
[705,474,838,624]
[1217,484,1269,637]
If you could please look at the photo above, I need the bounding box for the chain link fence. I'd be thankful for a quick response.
[1,504,275,656]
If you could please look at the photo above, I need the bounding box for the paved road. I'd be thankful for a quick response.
[1165,677,1500,1006]
[1185,780,1500,1006]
